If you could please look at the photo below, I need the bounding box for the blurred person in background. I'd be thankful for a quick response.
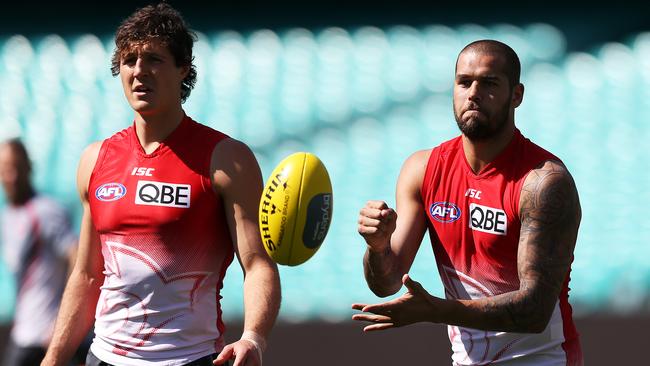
[0,138,82,366]
[40,3,280,366]
[353,40,583,365]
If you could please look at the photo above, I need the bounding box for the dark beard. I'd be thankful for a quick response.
[454,100,510,141]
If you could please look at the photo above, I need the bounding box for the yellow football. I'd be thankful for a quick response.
[259,152,333,266]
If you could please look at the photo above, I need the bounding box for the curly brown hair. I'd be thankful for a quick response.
[110,2,197,103]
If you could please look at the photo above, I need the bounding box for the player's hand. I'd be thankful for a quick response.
[358,200,397,252]
[351,274,438,331]
[213,339,262,366]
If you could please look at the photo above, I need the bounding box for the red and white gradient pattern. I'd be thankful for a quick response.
[442,266,567,365]
[90,241,222,365]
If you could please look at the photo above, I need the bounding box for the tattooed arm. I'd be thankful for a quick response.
[353,160,581,333]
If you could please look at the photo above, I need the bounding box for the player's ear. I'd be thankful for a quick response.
[511,83,524,108]
[179,64,190,80]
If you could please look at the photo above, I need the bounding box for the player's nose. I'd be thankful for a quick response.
[133,57,149,78]
[467,81,482,102]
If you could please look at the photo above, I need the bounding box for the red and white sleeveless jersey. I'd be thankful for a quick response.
[420,129,582,365]
[87,116,234,366]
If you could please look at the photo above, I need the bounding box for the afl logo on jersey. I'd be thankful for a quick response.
[429,202,461,223]
[95,183,127,202]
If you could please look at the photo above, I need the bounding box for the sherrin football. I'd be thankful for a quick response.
[259,152,333,266]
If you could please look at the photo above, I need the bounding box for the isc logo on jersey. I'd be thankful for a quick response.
[135,180,191,208]
[96,183,127,202]
[469,203,507,235]
[430,202,461,223]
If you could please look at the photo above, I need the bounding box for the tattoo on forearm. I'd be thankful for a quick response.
[364,246,401,295]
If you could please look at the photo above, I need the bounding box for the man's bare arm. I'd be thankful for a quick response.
[42,142,104,365]
[212,139,280,366]
[359,150,430,297]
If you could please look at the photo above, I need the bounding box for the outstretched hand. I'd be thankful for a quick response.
[351,274,438,332]
[213,339,262,366]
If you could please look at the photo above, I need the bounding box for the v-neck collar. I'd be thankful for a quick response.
[461,128,521,180]
[130,115,191,158]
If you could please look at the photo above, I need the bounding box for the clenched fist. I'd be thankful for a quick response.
[358,200,397,252]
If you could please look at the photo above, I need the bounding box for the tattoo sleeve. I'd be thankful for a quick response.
[444,161,581,332]
[511,162,581,330]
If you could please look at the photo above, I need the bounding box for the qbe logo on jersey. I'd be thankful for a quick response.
[135,180,191,208]
[469,203,507,235]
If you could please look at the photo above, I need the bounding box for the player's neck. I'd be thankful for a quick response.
[462,122,515,174]
[134,107,185,154]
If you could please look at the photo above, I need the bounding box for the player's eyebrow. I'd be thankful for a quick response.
[140,49,167,58]
[121,44,168,59]
[455,74,503,82]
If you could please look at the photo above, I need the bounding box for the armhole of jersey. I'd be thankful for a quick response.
[420,148,438,203]
[88,140,110,191]
[88,139,108,189]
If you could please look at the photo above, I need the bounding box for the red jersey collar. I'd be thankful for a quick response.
[461,128,522,179]
[130,114,192,158]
